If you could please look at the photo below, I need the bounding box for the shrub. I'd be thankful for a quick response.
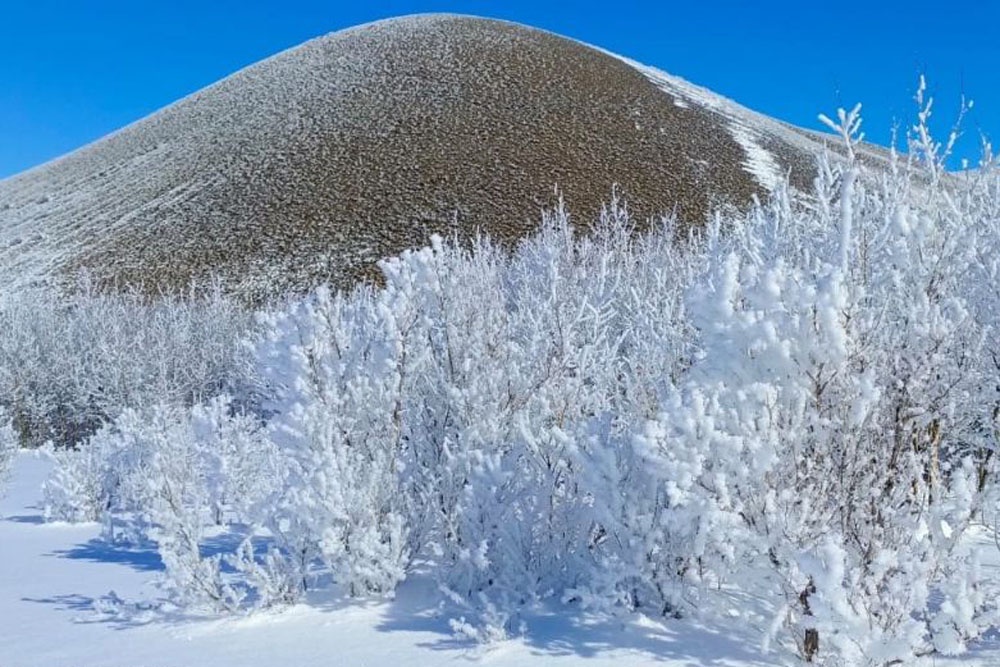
[0,280,256,448]
[38,91,1000,664]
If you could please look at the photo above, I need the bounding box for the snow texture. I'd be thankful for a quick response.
[0,452,788,667]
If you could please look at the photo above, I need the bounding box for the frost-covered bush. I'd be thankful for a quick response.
[0,408,17,496]
[0,281,256,448]
[239,104,998,660]
[246,200,698,616]
[143,400,252,612]
[43,407,163,531]
[254,285,411,600]
[146,397,277,610]
[43,396,277,609]
[629,105,1000,663]
[38,88,1000,664]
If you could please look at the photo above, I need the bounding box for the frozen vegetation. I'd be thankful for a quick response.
[2,93,1000,666]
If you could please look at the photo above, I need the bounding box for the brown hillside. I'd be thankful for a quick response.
[0,15,825,302]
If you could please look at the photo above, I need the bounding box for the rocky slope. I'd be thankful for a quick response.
[0,14,844,302]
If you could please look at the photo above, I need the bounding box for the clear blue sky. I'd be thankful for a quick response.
[1,0,997,179]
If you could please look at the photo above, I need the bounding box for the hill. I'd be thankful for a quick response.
[0,14,839,301]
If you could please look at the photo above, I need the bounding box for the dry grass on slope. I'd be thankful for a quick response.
[0,15,808,302]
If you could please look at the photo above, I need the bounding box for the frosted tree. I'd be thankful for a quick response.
[254,285,409,600]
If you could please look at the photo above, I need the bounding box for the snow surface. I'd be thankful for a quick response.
[0,452,772,666]
[3,451,1000,666]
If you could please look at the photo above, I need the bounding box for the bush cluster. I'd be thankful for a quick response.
[32,100,1000,664]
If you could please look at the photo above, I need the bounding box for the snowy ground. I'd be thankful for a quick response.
[2,451,999,666]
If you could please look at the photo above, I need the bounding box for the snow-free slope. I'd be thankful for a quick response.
[0,14,835,302]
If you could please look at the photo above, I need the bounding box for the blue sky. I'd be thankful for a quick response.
[1,0,997,178]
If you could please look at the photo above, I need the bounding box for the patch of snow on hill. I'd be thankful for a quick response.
[619,58,815,188]
[727,121,783,190]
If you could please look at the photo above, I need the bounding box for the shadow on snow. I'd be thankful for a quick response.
[49,538,163,572]
[370,576,779,666]
[19,521,780,663]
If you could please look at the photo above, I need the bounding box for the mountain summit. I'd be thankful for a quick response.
[0,14,831,301]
